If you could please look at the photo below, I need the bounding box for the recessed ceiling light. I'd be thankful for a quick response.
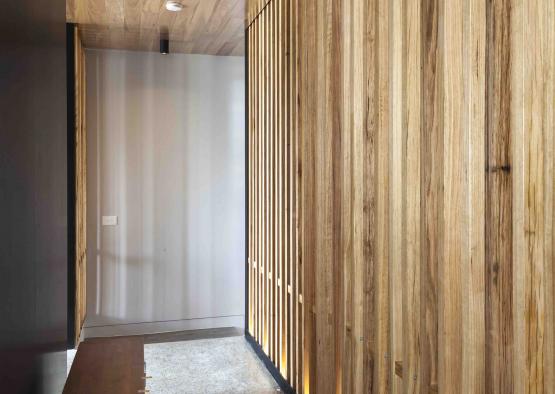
[165,1,184,12]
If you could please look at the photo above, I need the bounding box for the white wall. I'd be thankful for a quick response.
[85,49,245,337]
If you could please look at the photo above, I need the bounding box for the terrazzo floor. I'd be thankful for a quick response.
[144,336,280,394]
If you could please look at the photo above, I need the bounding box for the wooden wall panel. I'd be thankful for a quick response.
[247,0,554,393]
[74,26,87,346]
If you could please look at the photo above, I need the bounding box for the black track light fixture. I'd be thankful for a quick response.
[160,38,169,55]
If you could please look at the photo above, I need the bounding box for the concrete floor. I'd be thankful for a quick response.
[144,336,280,394]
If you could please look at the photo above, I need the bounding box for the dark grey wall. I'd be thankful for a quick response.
[0,0,67,393]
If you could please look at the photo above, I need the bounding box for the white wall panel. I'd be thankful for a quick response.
[85,49,245,335]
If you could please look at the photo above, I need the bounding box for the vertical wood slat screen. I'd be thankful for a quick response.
[248,0,554,393]
[74,26,87,346]
[247,0,303,391]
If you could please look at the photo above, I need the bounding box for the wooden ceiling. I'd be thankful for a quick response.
[67,0,245,56]
[246,0,270,24]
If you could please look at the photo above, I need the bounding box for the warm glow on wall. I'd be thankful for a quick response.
[303,373,310,394]
[303,350,310,394]
[280,347,288,377]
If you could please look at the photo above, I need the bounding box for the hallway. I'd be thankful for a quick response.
[1,0,554,393]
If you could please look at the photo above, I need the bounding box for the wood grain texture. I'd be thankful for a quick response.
[247,0,270,26]
[512,0,555,391]
[300,1,317,391]
[248,0,554,392]
[485,0,513,392]
[374,1,391,392]
[74,27,87,347]
[389,1,403,392]
[247,0,303,389]
[292,0,302,388]
[402,0,422,392]
[67,0,245,55]
[420,1,442,391]
[63,336,144,394]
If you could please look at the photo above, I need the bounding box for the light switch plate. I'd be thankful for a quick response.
[102,215,118,226]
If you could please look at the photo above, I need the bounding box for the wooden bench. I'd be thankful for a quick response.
[63,336,146,394]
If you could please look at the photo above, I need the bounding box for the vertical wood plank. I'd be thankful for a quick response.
[283,0,289,381]
[286,0,293,383]
[544,0,555,389]
[277,0,284,375]
[297,10,304,387]
[340,0,353,392]
[291,0,298,385]
[402,0,421,392]
[262,6,268,351]
[274,0,280,365]
[251,17,255,341]
[510,0,526,389]
[74,27,87,346]
[250,25,254,338]
[351,0,364,391]
[255,15,262,343]
[463,0,486,391]
[389,0,403,391]
[301,0,317,390]
[420,0,442,390]
[271,0,277,363]
[485,0,514,392]
[514,0,554,391]
[313,0,334,390]
[372,0,391,391]
[440,0,464,389]
[253,24,257,339]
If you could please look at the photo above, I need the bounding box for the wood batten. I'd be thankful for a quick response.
[485,0,513,391]
[248,0,554,392]
[74,26,87,346]
[247,0,303,391]
[402,0,423,392]
[247,0,271,26]
[420,0,441,390]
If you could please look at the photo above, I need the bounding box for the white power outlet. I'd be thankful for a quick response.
[102,215,118,226]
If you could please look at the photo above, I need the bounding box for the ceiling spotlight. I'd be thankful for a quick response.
[165,1,184,12]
